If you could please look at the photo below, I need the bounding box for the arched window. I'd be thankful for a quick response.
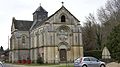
[61,15,66,22]
[22,36,25,44]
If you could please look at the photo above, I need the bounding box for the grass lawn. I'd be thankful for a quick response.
[10,63,74,67]
[25,63,74,67]
[24,63,58,66]
[56,64,74,67]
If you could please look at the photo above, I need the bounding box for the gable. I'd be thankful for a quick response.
[46,6,80,25]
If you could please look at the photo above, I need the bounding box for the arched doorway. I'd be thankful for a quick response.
[59,49,67,61]
[58,42,70,62]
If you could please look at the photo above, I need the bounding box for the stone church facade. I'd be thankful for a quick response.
[9,4,83,63]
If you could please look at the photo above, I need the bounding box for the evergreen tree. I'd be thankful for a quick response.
[106,24,120,63]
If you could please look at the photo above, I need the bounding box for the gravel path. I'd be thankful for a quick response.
[106,62,120,67]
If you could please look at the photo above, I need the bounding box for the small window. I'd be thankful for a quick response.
[22,36,25,43]
[61,15,66,22]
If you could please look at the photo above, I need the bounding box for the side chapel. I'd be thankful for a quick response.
[9,3,83,63]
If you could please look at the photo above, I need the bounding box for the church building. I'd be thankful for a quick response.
[9,4,83,63]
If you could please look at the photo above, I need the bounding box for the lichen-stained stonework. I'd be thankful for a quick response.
[9,5,83,63]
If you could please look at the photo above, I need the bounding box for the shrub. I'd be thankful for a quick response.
[17,60,21,63]
[84,50,102,59]
[22,59,26,64]
[37,57,43,64]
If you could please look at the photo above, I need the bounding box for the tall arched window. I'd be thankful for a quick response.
[61,15,66,22]
[22,36,25,44]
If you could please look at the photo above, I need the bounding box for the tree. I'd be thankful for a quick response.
[97,0,120,48]
[82,13,102,51]
[82,14,96,51]
[95,24,102,50]
[106,24,120,63]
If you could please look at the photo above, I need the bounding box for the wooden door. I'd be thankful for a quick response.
[59,49,67,61]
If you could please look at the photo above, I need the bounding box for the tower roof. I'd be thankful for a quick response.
[33,5,48,14]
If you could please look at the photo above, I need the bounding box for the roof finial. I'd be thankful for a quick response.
[40,3,41,6]
[61,1,64,6]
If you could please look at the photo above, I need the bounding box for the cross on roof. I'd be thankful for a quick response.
[40,3,41,6]
[61,2,64,6]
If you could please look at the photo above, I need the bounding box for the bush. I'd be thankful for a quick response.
[37,57,43,64]
[27,60,31,64]
[22,59,26,64]
[84,50,102,59]
[17,60,21,63]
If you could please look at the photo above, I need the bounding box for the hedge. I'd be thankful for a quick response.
[84,50,102,59]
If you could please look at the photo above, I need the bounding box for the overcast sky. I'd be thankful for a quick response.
[0,0,107,50]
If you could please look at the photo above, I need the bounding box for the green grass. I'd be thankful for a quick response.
[10,63,58,66]
[24,63,58,66]
[9,63,74,67]
[56,64,74,67]
[25,63,74,67]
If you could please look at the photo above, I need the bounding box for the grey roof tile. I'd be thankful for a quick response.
[33,6,48,14]
[14,20,33,31]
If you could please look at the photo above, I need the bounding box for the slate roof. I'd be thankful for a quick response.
[13,19,33,31]
[31,6,80,30]
[33,6,48,14]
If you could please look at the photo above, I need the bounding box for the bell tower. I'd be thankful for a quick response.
[33,4,48,21]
